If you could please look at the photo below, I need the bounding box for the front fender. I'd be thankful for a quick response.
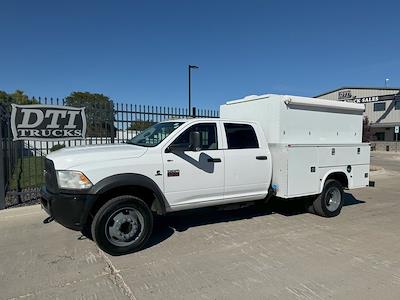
[88,173,169,214]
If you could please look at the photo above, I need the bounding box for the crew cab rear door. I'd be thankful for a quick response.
[222,122,271,201]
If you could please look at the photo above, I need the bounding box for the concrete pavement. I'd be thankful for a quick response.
[1,152,400,299]
[371,151,400,173]
[0,206,129,299]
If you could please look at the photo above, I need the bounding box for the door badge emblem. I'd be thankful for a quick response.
[167,170,180,177]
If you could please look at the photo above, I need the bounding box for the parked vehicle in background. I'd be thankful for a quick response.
[41,94,370,255]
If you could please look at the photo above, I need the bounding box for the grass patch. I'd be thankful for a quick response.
[9,156,45,190]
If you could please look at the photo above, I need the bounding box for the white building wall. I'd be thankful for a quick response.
[316,88,399,101]
[316,88,400,124]
[315,87,400,143]
[364,101,400,124]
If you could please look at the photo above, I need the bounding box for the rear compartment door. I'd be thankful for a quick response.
[287,146,319,196]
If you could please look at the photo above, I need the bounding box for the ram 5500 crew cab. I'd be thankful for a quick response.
[41,94,370,255]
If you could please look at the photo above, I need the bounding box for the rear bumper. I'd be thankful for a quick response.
[41,187,96,231]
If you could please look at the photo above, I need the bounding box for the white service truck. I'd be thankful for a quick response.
[41,94,370,255]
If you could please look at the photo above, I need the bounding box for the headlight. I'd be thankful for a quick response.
[56,170,93,190]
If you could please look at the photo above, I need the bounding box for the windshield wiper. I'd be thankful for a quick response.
[126,141,152,147]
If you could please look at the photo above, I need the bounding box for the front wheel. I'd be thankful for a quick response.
[91,195,153,255]
[312,179,344,217]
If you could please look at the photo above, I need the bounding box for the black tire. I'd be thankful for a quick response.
[91,195,153,255]
[305,197,316,214]
[312,179,344,217]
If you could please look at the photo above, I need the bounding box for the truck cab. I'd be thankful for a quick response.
[42,118,273,255]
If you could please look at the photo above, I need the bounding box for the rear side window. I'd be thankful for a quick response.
[224,123,259,149]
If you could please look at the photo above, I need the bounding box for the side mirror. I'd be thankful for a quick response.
[165,144,178,153]
[189,131,201,151]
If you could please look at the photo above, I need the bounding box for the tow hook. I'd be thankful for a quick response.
[43,216,54,224]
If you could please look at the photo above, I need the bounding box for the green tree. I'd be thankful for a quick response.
[362,116,372,142]
[128,119,156,131]
[65,92,115,137]
[0,90,38,110]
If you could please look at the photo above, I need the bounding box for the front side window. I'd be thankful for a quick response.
[127,122,183,147]
[374,102,386,111]
[224,123,259,149]
[170,123,218,151]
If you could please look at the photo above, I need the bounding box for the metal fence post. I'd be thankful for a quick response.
[192,107,196,117]
[0,147,5,209]
[0,110,5,209]
[110,102,115,144]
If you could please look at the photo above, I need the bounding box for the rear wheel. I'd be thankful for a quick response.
[312,179,344,217]
[91,195,153,255]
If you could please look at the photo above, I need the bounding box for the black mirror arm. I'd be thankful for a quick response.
[189,131,201,152]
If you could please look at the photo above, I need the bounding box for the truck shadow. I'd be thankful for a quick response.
[172,151,216,173]
[343,192,366,207]
[143,192,366,251]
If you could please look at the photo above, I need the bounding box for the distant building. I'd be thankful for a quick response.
[315,87,400,144]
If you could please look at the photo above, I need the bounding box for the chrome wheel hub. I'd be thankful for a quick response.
[325,187,341,212]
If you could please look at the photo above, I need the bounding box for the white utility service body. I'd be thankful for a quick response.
[220,94,370,199]
[41,94,370,255]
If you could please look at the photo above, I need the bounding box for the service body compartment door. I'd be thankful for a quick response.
[287,146,319,197]
[317,144,370,189]
[318,144,370,167]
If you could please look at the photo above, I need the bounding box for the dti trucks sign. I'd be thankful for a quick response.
[11,104,87,141]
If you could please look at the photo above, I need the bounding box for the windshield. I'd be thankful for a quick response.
[126,121,184,147]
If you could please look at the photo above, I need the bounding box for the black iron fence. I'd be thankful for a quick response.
[0,97,218,208]
[1,104,24,209]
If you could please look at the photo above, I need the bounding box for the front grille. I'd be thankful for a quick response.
[44,158,59,194]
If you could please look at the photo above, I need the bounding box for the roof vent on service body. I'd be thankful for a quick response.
[243,95,259,100]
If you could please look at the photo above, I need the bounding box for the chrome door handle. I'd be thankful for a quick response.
[207,158,222,163]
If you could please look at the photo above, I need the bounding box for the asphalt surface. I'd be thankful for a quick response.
[1,151,400,300]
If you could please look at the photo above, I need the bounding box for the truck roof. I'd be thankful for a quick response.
[226,93,364,112]
[220,93,365,144]
[163,118,257,124]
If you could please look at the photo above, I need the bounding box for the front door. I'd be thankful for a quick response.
[162,122,224,207]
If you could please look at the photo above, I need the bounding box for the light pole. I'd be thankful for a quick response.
[385,78,390,87]
[188,65,199,116]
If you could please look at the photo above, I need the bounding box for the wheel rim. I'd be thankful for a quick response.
[105,207,145,247]
[325,186,341,212]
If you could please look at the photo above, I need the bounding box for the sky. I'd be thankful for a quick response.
[1,0,400,110]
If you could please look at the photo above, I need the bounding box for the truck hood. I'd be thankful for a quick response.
[46,144,148,170]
